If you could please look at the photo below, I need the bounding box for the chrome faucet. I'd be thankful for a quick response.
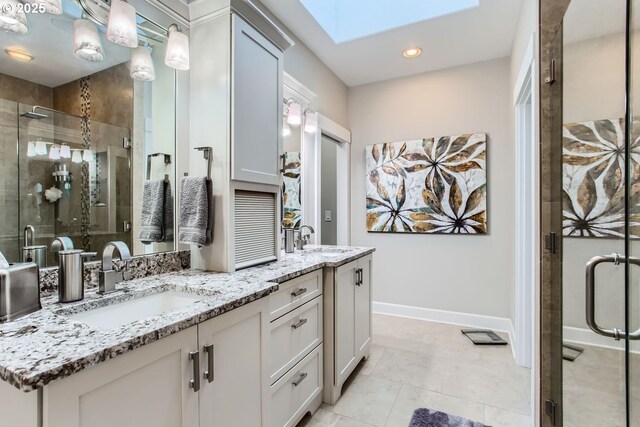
[98,241,132,294]
[296,225,315,250]
[51,236,74,253]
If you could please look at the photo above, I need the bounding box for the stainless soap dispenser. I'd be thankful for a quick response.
[57,250,95,303]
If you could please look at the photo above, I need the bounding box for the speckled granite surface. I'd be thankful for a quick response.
[0,245,373,392]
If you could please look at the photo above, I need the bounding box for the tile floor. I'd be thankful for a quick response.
[298,314,533,427]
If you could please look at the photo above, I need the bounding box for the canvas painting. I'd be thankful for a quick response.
[563,118,640,238]
[365,133,487,234]
[282,151,302,229]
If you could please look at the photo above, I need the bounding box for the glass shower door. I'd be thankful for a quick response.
[562,0,630,425]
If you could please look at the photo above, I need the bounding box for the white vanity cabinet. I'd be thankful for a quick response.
[42,299,268,427]
[323,254,373,405]
[268,270,324,427]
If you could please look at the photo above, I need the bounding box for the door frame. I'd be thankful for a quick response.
[302,114,351,245]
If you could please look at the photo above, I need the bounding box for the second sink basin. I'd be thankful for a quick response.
[66,291,202,329]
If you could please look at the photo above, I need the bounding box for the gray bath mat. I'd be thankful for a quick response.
[409,408,490,427]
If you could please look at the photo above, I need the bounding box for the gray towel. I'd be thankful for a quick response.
[179,176,213,247]
[163,181,174,242]
[139,179,165,244]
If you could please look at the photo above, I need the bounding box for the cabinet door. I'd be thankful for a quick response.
[355,255,372,355]
[231,15,283,186]
[198,299,268,427]
[334,260,357,386]
[44,327,199,427]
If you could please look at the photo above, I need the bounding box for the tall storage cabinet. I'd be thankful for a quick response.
[189,1,292,272]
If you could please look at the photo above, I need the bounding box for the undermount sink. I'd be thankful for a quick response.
[66,291,201,329]
[305,247,346,257]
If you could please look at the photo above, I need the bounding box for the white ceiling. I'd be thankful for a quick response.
[261,0,524,87]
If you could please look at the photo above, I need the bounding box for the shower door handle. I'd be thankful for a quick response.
[586,254,640,340]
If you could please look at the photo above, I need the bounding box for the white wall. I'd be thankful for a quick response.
[348,57,514,319]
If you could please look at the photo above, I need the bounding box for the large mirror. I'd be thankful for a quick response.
[0,0,180,266]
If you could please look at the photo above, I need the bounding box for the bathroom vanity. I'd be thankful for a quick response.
[0,247,373,427]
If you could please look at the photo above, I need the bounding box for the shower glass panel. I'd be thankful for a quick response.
[562,1,629,426]
[0,99,20,262]
[16,103,132,262]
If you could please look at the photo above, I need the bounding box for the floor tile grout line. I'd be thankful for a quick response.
[381,382,405,427]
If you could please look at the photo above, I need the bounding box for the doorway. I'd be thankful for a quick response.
[320,135,339,245]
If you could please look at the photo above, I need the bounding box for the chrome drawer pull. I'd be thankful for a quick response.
[291,287,307,297]
[203,344,214,383]
[189,351,200,392]
[291,318,308,329]
[292,372,308,387]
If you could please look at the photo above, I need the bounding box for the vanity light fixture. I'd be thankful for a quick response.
[82,149,94,162]
[106,0,138,48]
[23,0,62,15]
[73,19,104,62]
[304,109,317,133]
[130,46,155,81]
[283,122,291,137]
[286,100,302,126]
[27,141,36,157]
[35,139,47,155]
[403,47,422,58]
[60,144,71,159]
[49,145,61,160]
[0,0,29,35]
[5,48,33,62]
[165,24,189,70]
[71,149,83,164]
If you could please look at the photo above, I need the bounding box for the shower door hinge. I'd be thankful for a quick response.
[544,232,558,254]
[122,137,131,149]
[545,59,557,84]
[545,400,558,425]
[122,221,132,232]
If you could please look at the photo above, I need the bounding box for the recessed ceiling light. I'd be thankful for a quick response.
[5,48,33,62]
[403,47,422,58]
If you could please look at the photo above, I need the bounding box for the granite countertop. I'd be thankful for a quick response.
[0,245,374,392]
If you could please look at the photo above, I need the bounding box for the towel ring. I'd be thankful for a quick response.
[194,147,213,179]
[147,153,171,181]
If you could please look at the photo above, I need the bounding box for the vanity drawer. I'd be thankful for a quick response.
[270,296,322,384]
[270,344,323,427]
[269,270,322,321]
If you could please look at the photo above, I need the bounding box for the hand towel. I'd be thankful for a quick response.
[179,176,213,247]
[139,179,165,244]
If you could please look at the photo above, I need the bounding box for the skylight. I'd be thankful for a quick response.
[299,0,480,44]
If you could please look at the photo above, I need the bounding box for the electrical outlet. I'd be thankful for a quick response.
[324,210,332,222]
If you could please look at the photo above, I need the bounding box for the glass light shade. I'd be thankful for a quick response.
[287,102,301,126]
[130,46,155,81]
[27,141,36,157]
[304,111,317,133]
[83,149,94,162]
[71,150,82,163]
[23,0,62,15]
[60,144,71,158]
[283,123,291,137]
[35,139,47,155]
[165,27,189,70]
[49,145,61,160]
[106,0,138,48]
[0,0,29,35]
[74,19,104,62]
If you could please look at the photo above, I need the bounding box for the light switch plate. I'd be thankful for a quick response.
[324,210,332,222]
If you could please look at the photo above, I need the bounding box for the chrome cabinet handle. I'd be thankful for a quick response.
[291,287,307,297]
[292,372,308,387]
[586,254,640,340]
[203,344,214,383]
[291,318,308,329]
[355,268,362,286]
[189,350,200,392]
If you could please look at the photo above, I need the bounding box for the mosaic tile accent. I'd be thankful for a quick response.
[80,76,91,250]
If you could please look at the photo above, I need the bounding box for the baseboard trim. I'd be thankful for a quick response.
[372,301,515,345]
[563,326,640,354]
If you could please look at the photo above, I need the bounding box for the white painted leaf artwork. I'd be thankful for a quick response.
[365,134,487,234]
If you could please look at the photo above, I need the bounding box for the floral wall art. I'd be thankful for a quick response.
[563,118,640,238]
[365,133,487,234]
[282,151,302,229]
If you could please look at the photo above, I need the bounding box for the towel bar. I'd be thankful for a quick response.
[146,153,172,180]
[194,147,213,179]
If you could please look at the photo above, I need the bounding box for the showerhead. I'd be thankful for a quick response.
[20,111,48,120]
